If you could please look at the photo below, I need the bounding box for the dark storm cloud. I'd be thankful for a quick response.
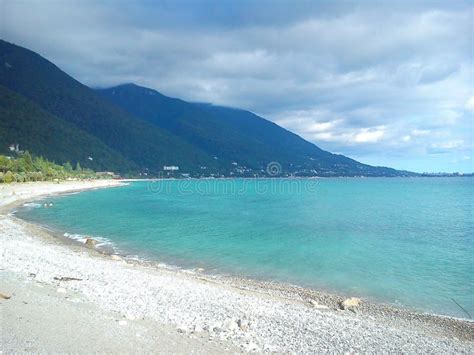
[1,0,472,172]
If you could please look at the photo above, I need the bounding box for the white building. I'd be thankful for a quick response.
[163,166,179,171]
[9,144,20,153]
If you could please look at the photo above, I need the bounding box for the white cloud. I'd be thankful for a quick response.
[465,96,474,112]
[353,127,386,143]
[301,125,387,145]
[430,140,465,150]
[306,121,339,132]
[411,129,431,137]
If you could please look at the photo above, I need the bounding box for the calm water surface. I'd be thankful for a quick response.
[17,178,474,318]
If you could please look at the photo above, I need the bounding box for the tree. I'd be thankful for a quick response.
[63,161,73,173]
[22,151,34,171]
[0,155,11,174]
[0,154,98,183]
[33,155,45,171]
[4,171,14,183]
[14,173,25,182]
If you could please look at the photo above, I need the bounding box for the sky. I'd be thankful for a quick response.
[1,0,473,173]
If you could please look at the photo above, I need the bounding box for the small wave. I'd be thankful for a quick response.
[22,202,42,208]
[61,233,201,275]
[62,232,117,253]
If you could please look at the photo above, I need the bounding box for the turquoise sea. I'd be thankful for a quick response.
[17,178,473,318]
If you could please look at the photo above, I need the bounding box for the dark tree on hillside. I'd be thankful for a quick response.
[63,161,73,173]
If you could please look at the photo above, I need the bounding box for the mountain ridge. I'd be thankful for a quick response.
[0,40,221,174]
[97,83,410,176]
[0,39,414,177]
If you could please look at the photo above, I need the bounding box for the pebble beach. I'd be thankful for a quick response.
[1,181,473,353]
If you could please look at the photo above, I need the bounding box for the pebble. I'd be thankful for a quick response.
[244,342,259,352]
[309,299,329,310]
[237,318,250,331]
[193,324,204,333]
[222,318,238,332]
[340,297,362,311]
[2,210,473,354]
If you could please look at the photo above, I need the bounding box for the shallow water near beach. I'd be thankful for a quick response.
[16,178,473,318]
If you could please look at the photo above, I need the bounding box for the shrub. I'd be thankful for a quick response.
[4,171,14,183]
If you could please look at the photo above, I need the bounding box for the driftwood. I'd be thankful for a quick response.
[53,276,83,282]
[0,293,11,300]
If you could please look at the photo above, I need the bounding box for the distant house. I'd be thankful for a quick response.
[163,166,179,171]
[9,144,21,153]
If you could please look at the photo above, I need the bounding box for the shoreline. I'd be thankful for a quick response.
[1,181,473,353]
[12,205,474,324]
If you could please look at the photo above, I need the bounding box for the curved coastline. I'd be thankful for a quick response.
[10,201,474,323]
[1,181,473,352]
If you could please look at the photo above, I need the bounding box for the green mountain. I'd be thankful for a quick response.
[0,40,220,174]
[98,84,408,176]
[0,39,413,177]
[0,84,136,171]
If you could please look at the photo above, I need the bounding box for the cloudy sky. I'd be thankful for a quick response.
[2,0,473,172]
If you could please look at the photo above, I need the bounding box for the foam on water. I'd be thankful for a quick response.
[22,202,42,209]
[62,231,118,254]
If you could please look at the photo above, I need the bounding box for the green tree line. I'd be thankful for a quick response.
[0,152,97,183]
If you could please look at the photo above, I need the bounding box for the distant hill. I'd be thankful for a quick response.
[0,39,413,177]
[98,84,409,176]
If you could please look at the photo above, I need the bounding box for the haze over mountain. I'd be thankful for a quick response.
[97,84,408,176]
[1,40,412,177]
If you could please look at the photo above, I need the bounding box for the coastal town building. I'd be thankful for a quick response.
[163,166,179,171]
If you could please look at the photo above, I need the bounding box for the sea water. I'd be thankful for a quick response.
[17,178,474,318]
